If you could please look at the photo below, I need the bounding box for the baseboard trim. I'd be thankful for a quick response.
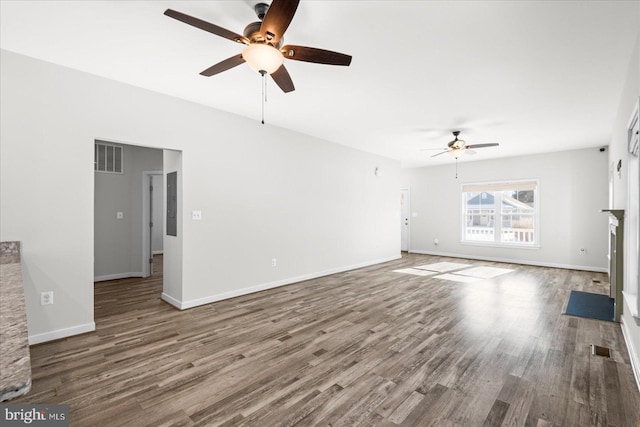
[620,315,640,393]
[409,249,607,273]
[28,322,95,345]
[161,292,183,309]
[167,255,401,310]
[152,250,164,255]
[94,272,144,282]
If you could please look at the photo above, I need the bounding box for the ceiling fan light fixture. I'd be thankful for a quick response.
[242,43,284,74]
[449,149,465,159]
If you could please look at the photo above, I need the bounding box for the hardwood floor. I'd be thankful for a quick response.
[11,254,640,426]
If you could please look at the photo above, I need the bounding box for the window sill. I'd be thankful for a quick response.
[460,241,541,250]
[622,291,639,320]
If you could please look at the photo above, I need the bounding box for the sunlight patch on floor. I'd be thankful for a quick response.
[393,268,437,276]
[434,273,483,283]
[452,266,514,279]
[413,262,473,272]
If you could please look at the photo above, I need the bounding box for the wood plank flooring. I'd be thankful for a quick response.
[10,254,640,426]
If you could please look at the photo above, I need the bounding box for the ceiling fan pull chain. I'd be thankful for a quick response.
[260,70,266,124]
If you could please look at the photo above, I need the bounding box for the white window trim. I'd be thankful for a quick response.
[459,179,540,249]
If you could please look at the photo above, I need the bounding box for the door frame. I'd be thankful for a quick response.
[142,170,163,277]
[400,187,411,252]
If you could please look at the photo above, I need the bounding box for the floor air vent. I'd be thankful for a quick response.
[590,344,611,358]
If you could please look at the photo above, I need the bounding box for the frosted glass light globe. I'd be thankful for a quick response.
[242,44,284,74]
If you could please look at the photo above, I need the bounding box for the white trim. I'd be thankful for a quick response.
[621,315,640,393]
[161,292,183,309]
[625,99,640,323]
[460,241,541,250]
[409,249,607,273]
[623,291,640,319]
[163,255,401,310]
[152,250,164,255]
[28,322,95,345]
[628,97,639,155]
[94,272,143,282]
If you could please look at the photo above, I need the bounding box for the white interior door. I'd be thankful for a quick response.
[400,188,410,251]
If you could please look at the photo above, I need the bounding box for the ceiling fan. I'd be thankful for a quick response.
[164,0,352,93]
[428,131,499,158]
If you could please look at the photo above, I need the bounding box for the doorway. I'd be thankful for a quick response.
[143,171,163,277]
[400,188,410,252]
[94,143,183,313]
[94,142,163,281]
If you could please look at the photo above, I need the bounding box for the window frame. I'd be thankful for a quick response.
[460,179,540,249]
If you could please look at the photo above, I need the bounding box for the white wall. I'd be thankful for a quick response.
[177,122,400,306]
[162,150,183,305]
[94,144,163,280]
[1,53,95,342]
[400,147,609,271]
[0,50,400,342]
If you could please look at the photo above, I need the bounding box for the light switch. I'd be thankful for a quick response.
[192,210,202,220]
[116,211,124,219]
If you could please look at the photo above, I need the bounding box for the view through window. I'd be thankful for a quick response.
[461,181,538,246]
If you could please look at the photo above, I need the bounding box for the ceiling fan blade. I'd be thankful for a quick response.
[199,54,245,77]
[164,9,249,45]
[466,143,499,149]
[281,45,352,66]
[465,150,477,155]
[431,150,451,158]
[260,0,300,45]
[271,65,295,93]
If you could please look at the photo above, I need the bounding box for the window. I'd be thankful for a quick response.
[461,180,538,247]
[94,141,123,174]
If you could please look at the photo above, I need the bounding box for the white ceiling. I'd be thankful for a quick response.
[1,1,638,167]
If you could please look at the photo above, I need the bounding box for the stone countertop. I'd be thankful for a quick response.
[0,241,32,401]
[0,241,20,265]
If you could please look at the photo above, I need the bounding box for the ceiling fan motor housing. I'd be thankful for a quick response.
[243,21,283,48]
[449,131,465,148]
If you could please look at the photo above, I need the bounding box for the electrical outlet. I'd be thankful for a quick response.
[192,210,202,220]
[579,248,586,255]
[271,258,277,267]
[41,291,54,305]
[116,211,124,219]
